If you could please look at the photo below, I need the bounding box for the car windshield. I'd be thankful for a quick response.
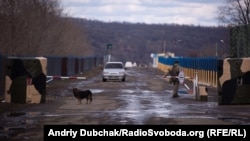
[105,63,123,69]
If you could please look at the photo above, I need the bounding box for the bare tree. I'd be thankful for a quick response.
[0,0,92,57]
[217,0,250,57]
[218,0,250,26]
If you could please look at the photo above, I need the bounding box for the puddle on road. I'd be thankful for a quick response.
[120,89,152,94]
[70,87,195,124]
[89,89,104,94]
[0,111,42,140]
[112,90,174,124]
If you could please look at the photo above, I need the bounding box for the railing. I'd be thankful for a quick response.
[157,56,218,87]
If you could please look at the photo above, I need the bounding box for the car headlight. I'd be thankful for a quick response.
[103,72,109,75]
[119,72,125,75]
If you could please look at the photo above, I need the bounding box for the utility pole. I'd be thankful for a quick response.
[215,42,218,57]
[107,43,112,62]
[163,40,166,54]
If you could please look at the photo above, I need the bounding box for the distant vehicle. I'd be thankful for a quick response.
[102,62,126,82]
[125,61,133,68]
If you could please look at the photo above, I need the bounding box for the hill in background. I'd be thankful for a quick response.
[74,18,230,65]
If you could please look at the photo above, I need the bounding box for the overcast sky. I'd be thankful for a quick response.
[60,0,227,26]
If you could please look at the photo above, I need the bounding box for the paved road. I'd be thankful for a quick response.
[0,67,250,140]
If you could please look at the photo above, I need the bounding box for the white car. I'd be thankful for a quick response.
[102,62,126,82]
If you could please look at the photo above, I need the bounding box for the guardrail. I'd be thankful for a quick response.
[157,56,218,87]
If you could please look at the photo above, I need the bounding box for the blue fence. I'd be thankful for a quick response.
[158,56,218,87]
[46,56,103,76]
[158,57,218,71]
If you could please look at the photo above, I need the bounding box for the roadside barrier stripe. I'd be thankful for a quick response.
[46,76,86,80]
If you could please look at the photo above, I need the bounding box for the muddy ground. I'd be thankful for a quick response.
[1,66,250,141]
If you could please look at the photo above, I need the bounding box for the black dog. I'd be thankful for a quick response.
[72,88,92,104]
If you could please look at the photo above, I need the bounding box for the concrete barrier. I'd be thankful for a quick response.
[218,58,250,105]
[5,57,47,104]
[196,86,208,101]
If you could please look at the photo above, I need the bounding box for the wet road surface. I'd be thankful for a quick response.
[0,67,250,140]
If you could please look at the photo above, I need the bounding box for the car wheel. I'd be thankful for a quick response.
[103,78,107,82]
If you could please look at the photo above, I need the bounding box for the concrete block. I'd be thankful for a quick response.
[218,58,250,105]
[196,86,208,101]
[5,57,47,104]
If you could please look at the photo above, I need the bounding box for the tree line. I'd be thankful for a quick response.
[80,19,230,64]
[0,0,92,57]
[1,0,249,61]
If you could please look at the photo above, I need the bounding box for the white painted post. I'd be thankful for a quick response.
[193,72,198,95]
